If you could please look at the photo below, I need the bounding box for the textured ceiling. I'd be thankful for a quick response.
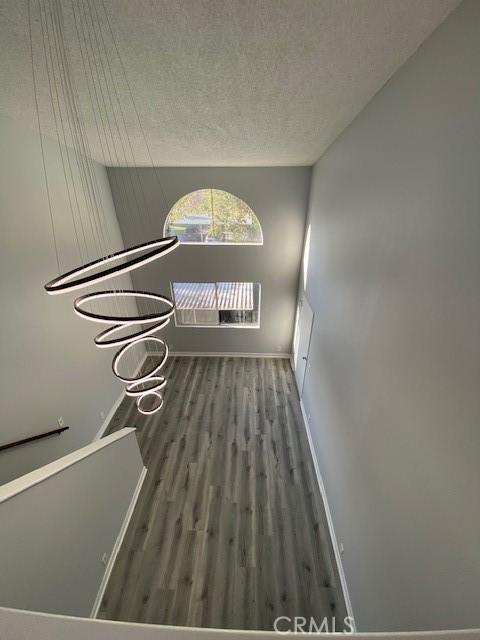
[0,0,461,166]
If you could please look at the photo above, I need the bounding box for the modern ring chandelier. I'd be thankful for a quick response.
[29,0,178,414]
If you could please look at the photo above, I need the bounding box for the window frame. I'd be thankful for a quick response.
[170,281,261,329]
[163,189,264,247]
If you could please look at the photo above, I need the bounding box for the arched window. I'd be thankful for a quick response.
[164,188,263,245]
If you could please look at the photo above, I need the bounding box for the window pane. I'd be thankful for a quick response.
[217,282,254,310]
[172,282,216,309]
[194,309,219,325]
[165,189,263,245]
[177,309,196,325]
[172,282,260,328]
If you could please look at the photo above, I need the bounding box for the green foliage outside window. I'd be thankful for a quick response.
[165,189,263,244]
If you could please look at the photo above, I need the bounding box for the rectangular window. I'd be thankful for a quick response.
[171,282,261,328]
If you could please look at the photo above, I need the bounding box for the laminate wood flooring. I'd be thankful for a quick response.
[98,356,347,630]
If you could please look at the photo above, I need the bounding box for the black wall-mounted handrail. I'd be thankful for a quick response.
[0,426,70,453]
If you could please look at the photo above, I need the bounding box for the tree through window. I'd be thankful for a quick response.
[164,189,263,245]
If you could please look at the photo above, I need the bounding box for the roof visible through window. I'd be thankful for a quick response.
[164,189,263,245]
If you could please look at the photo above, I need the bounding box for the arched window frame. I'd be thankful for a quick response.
[163,188,264,246]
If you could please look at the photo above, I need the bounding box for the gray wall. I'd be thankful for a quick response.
[300,0,480,632]
[108,167,310,354]
[0,429,143,616]
[0,115,132,484]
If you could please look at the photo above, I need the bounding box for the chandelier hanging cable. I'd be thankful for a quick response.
[29,0,179,415]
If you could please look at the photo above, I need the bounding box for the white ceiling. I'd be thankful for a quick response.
[0,0,461,166]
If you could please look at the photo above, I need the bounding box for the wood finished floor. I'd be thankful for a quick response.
[99,356,347,630]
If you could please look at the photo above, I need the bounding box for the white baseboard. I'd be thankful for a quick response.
[90,465,148,618]
[299,399,356,629]
[169,351,291,358]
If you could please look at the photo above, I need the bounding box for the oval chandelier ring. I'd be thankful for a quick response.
[45,236,179,295]
[74,290,174,325]
[126,376,167,397]
[136,391,164,415]
[94,318,171,349]
[112,337,169,384]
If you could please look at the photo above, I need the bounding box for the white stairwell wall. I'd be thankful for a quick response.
[0,428,145,618]
[0,607,479,640]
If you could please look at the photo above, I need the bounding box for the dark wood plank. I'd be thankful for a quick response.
[98,356,347,630]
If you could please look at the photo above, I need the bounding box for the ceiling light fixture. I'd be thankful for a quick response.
[45,236,179,295]
[112,337,169,384]
[74,291,175,325]
[29,0,178,414]
[136,392,164,416]
[126,376,167,397]
[94,318,172,349]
